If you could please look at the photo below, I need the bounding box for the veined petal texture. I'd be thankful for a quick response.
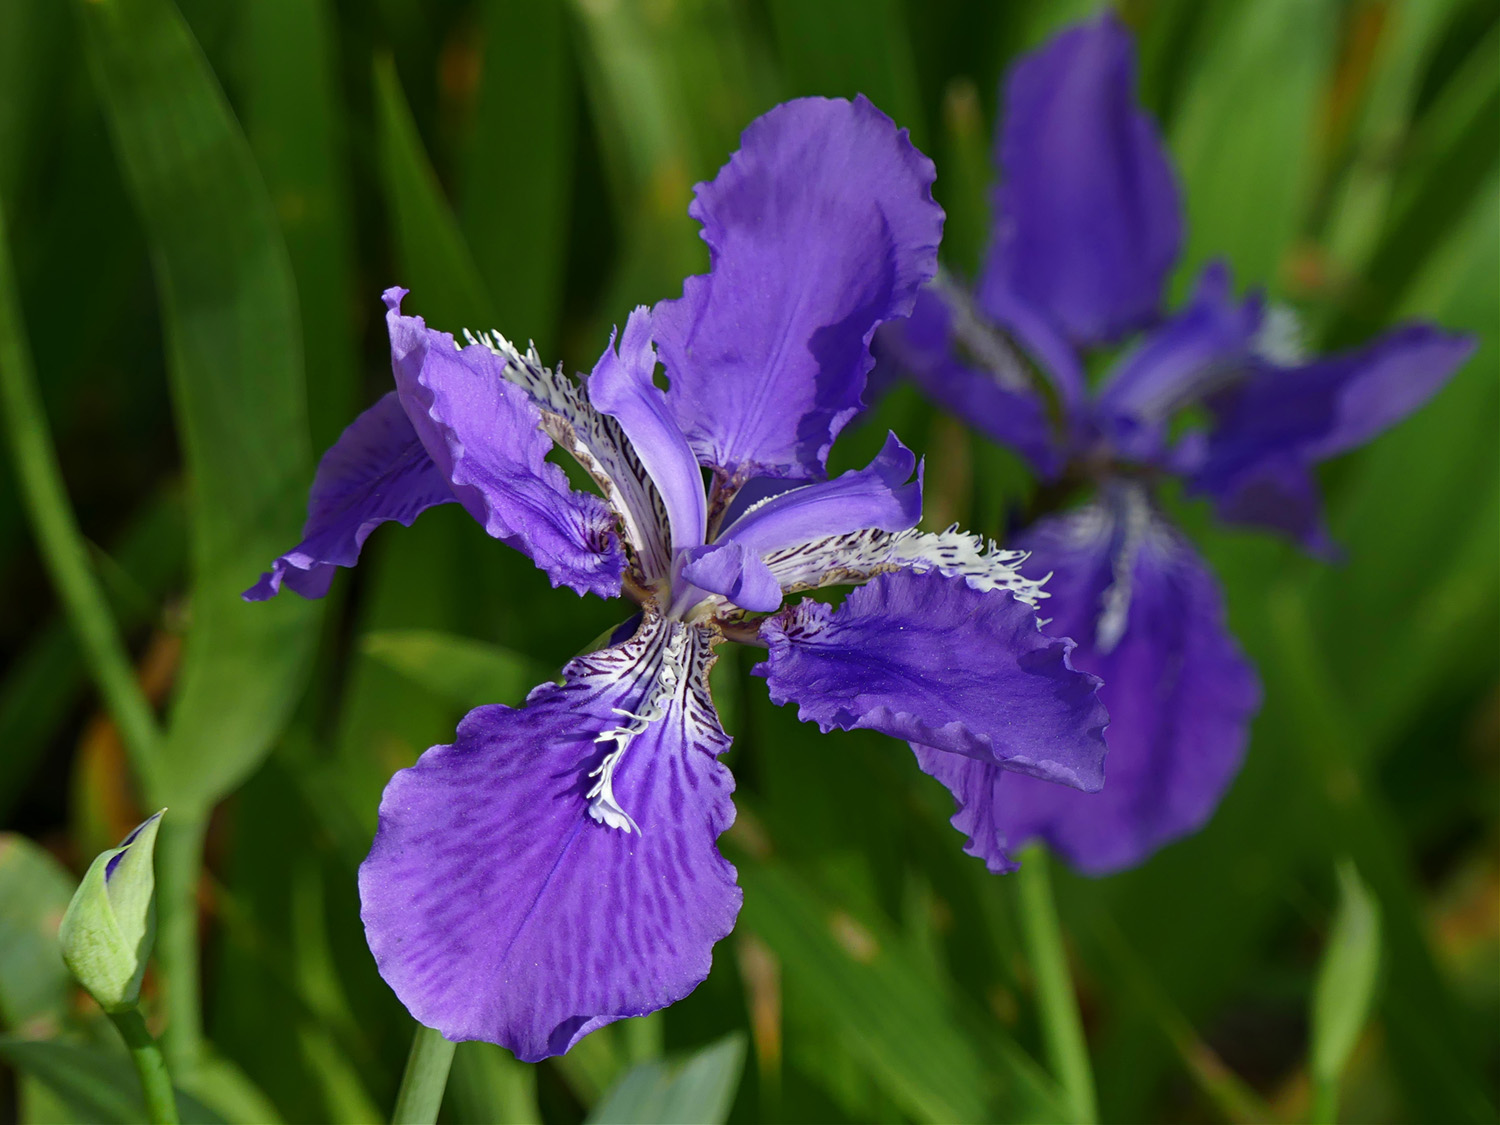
[587,307,706,555]
[978,11,1181,348]
[359,613,740,1060]
[385,289,625,598]
[757,570,1107,789]
[244,391,457,600]
[654,96,943,481]
[983,491,1260,874]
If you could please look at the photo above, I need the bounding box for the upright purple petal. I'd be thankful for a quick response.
[1095,262,1262,463]
[385,289,625,598]
[654,96,944,482]
[244,392,457,601]
[947,490,1261,875]
[878,288,1064,476]
[587,307,705,554]
[977,12,1182,347]
[359,614,739,1060]
[1190,324,1473,547]
[679,541,782,614]
[757,570,1107,790]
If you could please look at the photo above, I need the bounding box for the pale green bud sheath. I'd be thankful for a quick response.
[59,810,164,1012]
[60,810,179,1124]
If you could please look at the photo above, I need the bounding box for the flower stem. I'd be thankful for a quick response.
[1016,846,1097,1124]
[1311,1072,1340,1124]
[392,1023,456,1124]
[154,809,208,1078]
[0,192,164,789]
[108,1007,180,1125]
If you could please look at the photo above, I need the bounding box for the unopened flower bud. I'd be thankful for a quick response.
[58,810,165,1013]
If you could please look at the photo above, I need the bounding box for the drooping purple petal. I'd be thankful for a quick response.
[587,307,705,554]
[756,569,1107,789]
[653,96,944,482]
[1095,262,1262,463]
[359,614,739,1061]
[977,12,1182,347]
[244,392,458,601]
[1189,324,1473,548]
[952,489,1261,875]
[910,747,1020,875]
[878,288,1063,476]
[385,289,625,598]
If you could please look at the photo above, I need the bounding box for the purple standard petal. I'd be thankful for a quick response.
[359,613,739,1060]
[1191,324,1474,547]
[587,307,705,554]
[385,289,625,598]
[978,12,1182,348]
[244,392,458,601]
[654,96,944,482]
[961,488,1261,875]
[878,288,1063,476]
[757,569,1107,789]
[1095,262,1262,463]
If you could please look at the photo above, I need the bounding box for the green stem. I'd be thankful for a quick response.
[154,809,208,1078]
[0,188,164,789]
[1311,1072,1340,1124]
[392,1023,456,1124]
[109,1007,180,1125]
[1016,847,1097,1125]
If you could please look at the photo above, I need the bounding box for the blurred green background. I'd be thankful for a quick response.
[0,0,1495,1122]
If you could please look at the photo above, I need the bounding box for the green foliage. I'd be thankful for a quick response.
[0,0,1494,1122]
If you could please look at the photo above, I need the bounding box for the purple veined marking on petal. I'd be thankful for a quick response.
[358,611,741,1059]
[756,569,1108,790]
[462,326,676,582]
[586,307,707,558]
[585,623,691,833]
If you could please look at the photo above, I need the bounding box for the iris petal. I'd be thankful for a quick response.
[587,307,706,555]
[244,391,457,601]
[1190,323,1474,550]
[977,11,1182,347]
[359,613,740,1060]
[654,96,943,482]
[757,570,1107,789]
[957,490,1261,875]
[386,289,625,597]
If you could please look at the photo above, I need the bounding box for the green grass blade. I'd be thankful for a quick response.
[768,0,923,141]
[585,1033,745,1125]
[460,0,574,352]
[374,53,496,331]
[1170,0,1339,288]
[361,629,547,713]
[738,858,1064,1124]
[0,1038,225,1125]
[0,195,165,791]
[1309,861,1383,1124]
[0,834,75,1034]
[242,0,360,451]
[74,0,319,811]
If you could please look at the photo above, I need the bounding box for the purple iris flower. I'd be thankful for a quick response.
[246,97,1108,1059]
[881,15,1474,876]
